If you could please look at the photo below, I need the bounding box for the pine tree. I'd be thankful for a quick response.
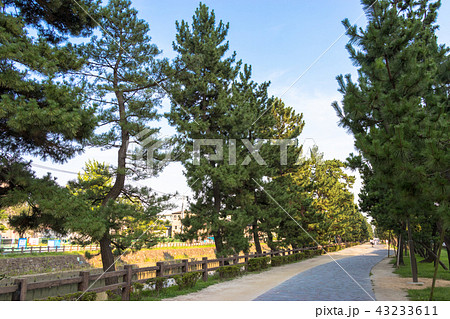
[8,161,170,255]
[333,0,449,283]
[79,0,167,271]
[0,0,98,162]
[0,0,100,212]
[167,3,247,257]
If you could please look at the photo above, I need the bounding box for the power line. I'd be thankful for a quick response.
[31,163,78,175]
[30,163,178,197]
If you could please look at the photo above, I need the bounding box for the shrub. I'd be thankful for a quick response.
[42,291,97,301]
[133,282,144,290]
[106,290,121,301]
[217,265,241,279]
[270,256,285,267]
[84,250,99,260]
[131,282,145,299]
[146,277,168,291]
[248,256,270,272]
[173,272,201,290]
[303,250,313,257]
[294,252,305,261]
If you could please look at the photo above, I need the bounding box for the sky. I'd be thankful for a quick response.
[28,0,450,211]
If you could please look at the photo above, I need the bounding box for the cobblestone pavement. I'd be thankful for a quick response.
[254,246,387,301]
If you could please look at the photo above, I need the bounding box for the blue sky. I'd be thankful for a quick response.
[29,0,450,208]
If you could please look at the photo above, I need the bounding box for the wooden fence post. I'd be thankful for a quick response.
[202,257,208,281]
[121,265,133,301]
[219,257,224,267]
[233,254,238,265]
[78,271,90,292]
[181,259,189,273]
[12,279,27,301]
[156,261,164,277]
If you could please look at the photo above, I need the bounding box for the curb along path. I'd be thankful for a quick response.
[164,243,387,301]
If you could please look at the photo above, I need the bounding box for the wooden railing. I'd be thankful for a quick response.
[0,245,100,255]
[0,242,359,301]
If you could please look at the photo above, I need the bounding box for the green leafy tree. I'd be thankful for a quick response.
[80,0,167,271]
[252,99,308,251]
[333,0,449,284]
[8,160,170,254]
[167,3,247,257]
[66,161,170,253]
[0,0,99,214]
[0,209,7,232]
[0,0,98,162]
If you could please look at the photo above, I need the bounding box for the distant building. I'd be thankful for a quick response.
[158,211,186,237]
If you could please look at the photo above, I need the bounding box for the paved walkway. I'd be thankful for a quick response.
[164,244,387,301]
[254,246,387,301]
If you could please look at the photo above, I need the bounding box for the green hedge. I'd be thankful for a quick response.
[248,256,270,272]
[270,255,285,267]
[217,265,241,279]
[270,252,308,267]
[41,291,97,301]
[173,272,201,290]
[303,249,321,257]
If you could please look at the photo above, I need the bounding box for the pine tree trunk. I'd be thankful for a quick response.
[443,233,450,269]
[99,233,118,287]
[212,179,224,257]
[430,226,445,300]
[388,231,391,257]
[397,233,404,267]
[267,232,277,251]
[422,227,438,263]
[407,219,418,283]
[99,233,115,272]
[213,230,225,257]
[252,223,262,254]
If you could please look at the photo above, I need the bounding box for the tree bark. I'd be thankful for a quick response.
[388,231,391,258]
[267,232,277,251]
[99,233,118,287]
[397,233,404,267]
[99,233,115,272]
[416,241,448,271]
[443,233,450,269]
[252,223,262,254]
[407,219,418,283]
[212,179,224,257]
[430,226,445,300]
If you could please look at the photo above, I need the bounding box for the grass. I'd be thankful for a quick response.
[130,274,225,301]
[407,287,450,301]
[391,252,450,301]
[392,253,450,281]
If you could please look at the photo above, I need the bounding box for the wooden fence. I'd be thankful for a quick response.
[0,245,100,255]
[0,242,358,301]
